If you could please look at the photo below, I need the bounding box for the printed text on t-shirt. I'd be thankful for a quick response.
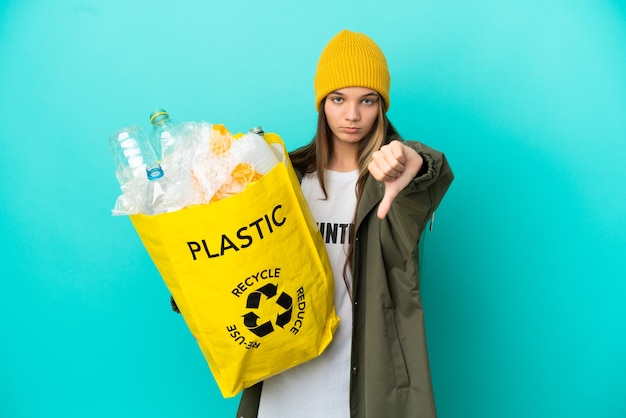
[317,222,354,245]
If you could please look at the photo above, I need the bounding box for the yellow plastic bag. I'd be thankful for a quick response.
[129,132,339,397]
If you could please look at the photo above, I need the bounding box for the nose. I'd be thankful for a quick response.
[344,102,360,121]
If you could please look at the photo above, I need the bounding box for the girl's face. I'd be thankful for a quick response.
[324,87,380,147]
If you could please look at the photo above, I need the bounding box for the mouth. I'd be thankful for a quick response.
[342,127,360,133]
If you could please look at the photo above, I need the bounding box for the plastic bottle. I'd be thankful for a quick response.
[230,126,279,174]
[108,125,157,189]
[143,163,176,215]
[149,109,178,161]
[108,125,177,215]
[248,125,283,168]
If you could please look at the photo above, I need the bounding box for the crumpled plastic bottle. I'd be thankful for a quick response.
[142,163,177,215]
[108,125,180,215]
[108,125,155,189]
[149,109,179,161]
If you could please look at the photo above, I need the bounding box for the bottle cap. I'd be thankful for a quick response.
[249,126,264,135]
[146,164,165,180]
[150,109,170,125]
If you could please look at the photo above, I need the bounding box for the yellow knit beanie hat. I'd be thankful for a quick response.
[314,29,390,112]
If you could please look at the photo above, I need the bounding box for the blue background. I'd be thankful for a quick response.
[1,0,625,417]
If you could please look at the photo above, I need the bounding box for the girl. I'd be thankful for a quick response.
[236,29,453,418]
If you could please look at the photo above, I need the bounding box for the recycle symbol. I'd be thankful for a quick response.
[242,283,293,337]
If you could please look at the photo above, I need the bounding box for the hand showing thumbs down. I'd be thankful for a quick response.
[367,141,424,219]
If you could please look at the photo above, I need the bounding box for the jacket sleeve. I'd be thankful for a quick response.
[403,140,454,212]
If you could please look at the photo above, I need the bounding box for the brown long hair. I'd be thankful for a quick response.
[290,96,400,281]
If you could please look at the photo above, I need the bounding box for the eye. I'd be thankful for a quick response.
[362,97,377,105]
[330,96,344,104]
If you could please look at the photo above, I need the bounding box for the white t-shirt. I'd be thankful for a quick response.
[257,169,358,418]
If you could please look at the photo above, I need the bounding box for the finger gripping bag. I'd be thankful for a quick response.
[129,132,340,398]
